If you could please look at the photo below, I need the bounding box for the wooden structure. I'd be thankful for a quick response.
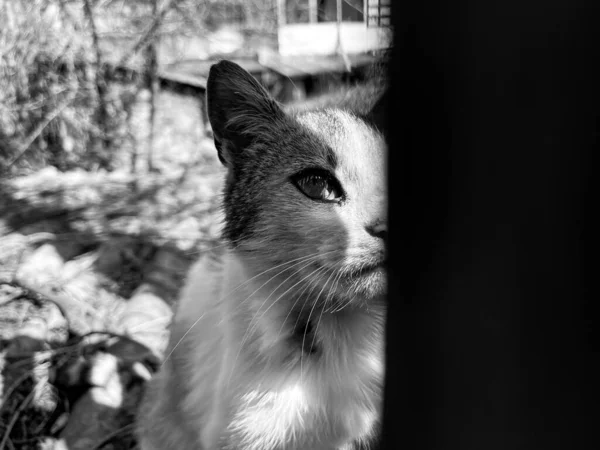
[110,1,392,127]
[276,0,391,56]
[157,1,391,101]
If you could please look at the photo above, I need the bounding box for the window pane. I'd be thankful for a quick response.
[366,0,391,27]
[318,0,364,23]
[286,0,310,24]
[342,0,364,22]
[317,0,337,22]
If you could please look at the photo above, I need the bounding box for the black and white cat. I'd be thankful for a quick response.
[137,60,387,450]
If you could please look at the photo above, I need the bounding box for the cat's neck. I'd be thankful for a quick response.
[223,249,385,365]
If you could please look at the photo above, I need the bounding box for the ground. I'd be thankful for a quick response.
[0,89,225,450]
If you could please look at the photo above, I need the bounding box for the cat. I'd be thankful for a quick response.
[136,60,387,450]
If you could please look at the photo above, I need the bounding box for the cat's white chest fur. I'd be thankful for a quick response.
[169,251,384,450]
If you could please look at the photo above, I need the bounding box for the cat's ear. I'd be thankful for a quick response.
[206,60,285,167]
[367,89,388,137]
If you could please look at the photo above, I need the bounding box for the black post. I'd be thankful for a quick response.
[383,1,599,449]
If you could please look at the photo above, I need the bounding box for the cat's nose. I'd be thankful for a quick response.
[366,220,387,241]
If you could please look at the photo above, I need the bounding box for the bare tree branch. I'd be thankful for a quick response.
[171,1,211,34]
[117,0,180,68]
[147,0,160,173]
[3,91,77,172]
[83,0,112,168]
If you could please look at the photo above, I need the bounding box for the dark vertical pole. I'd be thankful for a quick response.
[83,0,111,170]
[147,0,160,173]
[383,1,599,449]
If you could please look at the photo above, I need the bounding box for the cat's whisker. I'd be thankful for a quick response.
[328,263,362,313]
[161,312,206,366]
[224,253,338,389]
[291,264,335,339]
[244,260,333,351]
[308,269,345,355]
[300,267,339,382]
[234,257,321,354]
[292,267,334,384]
[165,254,326,366]
[225,250,340,314]
[308,268,345,355]
[218,250,336,309]
[275,264,331,345]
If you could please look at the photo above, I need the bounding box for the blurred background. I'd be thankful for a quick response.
[1,0,391,174]
[0,1,391,449]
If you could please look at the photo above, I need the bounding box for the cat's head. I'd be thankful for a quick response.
[206,60,387,303]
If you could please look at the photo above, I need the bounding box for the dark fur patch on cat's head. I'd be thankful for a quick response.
[207,60,339,244]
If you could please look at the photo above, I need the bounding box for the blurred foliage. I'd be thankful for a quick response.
[0,0,101,172]
[0,0,277,177]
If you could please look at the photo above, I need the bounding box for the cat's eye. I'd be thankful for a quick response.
[292,169,344,203]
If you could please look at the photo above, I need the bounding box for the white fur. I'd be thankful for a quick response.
[138,246,385,449]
